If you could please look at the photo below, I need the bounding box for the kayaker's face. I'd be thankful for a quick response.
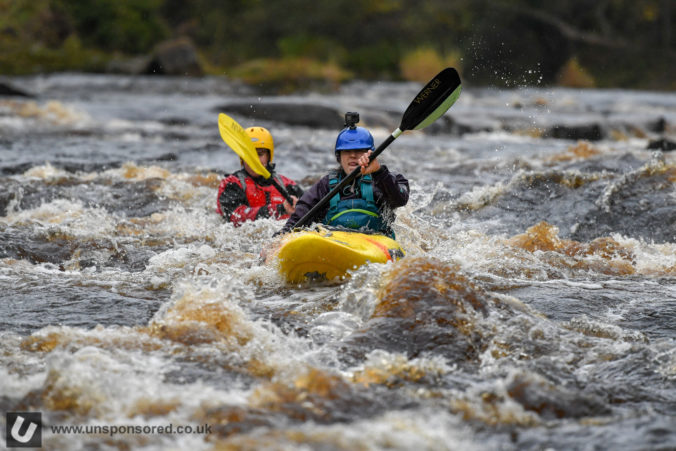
[243,148,270,177]
[339,149,369,174]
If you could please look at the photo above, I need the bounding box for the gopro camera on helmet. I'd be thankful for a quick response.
[335,112,375,156]
[344,112,359,129]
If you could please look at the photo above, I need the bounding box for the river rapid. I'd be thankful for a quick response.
[0,74,675,450]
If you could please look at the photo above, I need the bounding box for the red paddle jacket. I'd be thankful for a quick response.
[216,168,304,226]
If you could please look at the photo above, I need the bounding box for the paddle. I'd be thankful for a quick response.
[293,67,462,229]
[217,112,295,205]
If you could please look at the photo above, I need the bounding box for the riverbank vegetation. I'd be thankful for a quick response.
[1,0,673,90]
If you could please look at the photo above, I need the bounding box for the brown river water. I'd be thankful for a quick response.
[0,74,675,450]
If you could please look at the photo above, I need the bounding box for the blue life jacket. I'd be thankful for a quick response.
[324,170,387,234]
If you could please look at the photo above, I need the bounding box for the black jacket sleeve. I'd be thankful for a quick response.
[218,179,248,221]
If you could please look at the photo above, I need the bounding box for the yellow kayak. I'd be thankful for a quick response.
[268,227,405,283]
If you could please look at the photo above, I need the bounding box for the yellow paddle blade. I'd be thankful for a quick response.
[218,113,271,179]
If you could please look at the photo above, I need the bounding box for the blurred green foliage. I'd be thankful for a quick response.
[0,0,673,89]
[56,0,168,53]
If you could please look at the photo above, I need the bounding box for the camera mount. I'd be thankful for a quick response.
[344,112,359,129]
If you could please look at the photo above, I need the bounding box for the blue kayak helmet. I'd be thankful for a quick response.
[335,112,375,162]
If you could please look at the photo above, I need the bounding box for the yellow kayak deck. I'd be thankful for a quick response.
[268,228,405,283]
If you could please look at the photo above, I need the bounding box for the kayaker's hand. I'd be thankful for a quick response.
[359,150,380,175]
[282,195,298,214]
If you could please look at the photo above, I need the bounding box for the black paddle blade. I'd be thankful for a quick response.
[399,67,462,132]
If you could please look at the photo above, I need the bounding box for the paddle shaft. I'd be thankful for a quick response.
[270,176,295,205]
[293,131,399,228]
[289,67,461,230]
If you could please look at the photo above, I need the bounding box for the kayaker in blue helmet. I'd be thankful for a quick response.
[278,112,409,237]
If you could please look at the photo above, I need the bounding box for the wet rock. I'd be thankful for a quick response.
[145,38,203,76]
[93,179,170,217]
[507,373,610,419]
[0,81,33,98]
[647,117,667,133]
[158,117,191,126]
[572,198,676,244]
[425,114,499,135]
[344,257,492,362]
[647,137,676,151]
[0,194,9,217]
[102,244,160,272]
[461,152,676,244]
[158,152,179,160]
[202,368,413,431]
[357,109,400,129]
[106,55,152,75]
[546,123,604,141]
[0,231,75,265]
[562,152,645,174]
[217,102,401,130]
[570,161,676,244]
[218,101,344,129]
